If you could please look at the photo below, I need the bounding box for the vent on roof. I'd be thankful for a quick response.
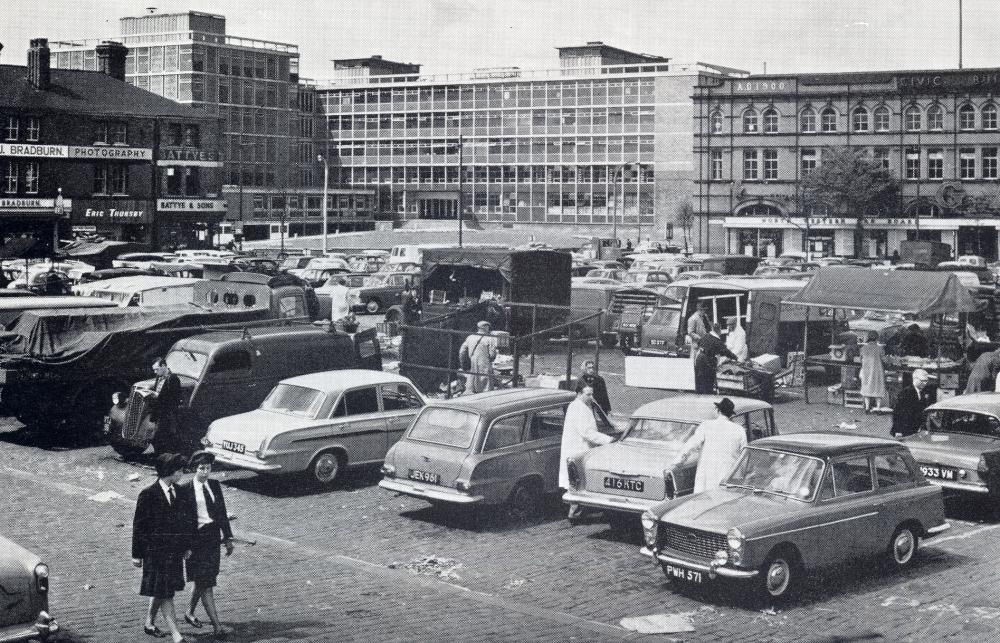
[27,38,50,90]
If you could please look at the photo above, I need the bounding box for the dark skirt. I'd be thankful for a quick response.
[186,524,221,587]
[140,553,185,598]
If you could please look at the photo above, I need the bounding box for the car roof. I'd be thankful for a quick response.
[926,392,1000,415]
[427,387,577,415]
[633,394,772,421]
[280,369,413,392]
[750,432,902,457]
[172,325,347,352]
[75,275,200,293]
[681,277,806,290]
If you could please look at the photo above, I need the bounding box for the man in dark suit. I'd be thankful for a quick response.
[694,323,739,394]
[149,357,183,453]
[575,360,611,416]
[892,368,936,437]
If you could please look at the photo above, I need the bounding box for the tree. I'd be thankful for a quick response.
[801,147,900,257]
[675,199,695,253]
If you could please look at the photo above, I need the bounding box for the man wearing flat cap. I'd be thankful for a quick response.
[670,397,747,493]
[459,320,498,394]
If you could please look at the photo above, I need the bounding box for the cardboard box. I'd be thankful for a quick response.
[827,383,843,405]
[751,354,782,374]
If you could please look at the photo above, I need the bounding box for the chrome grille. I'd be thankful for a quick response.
[660,524,726,560]
[121,387,153,442]
[610,290,659,315]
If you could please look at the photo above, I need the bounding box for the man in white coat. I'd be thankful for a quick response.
[725,317,749,362]
[559,385,613,518]
[327,277,353,323]
[671,397,747,494]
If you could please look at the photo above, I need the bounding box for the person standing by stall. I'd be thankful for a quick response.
[694,323,738,394]
[891,369,936,437]
[725,317,748,362]
[458,321,498,394]
[965,347,1000,394]
[860,331,887,413]
[686,300,711,362]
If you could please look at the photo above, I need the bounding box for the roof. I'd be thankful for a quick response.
[281,369,412,392]
[172,325,345,352]
[784,267,978,316]
[750,432,902,458]
[927,392,1000,415]
[74,276,200,295]
[0,65,216,119]
[633,394,771,421]
[430,387,577,414]
[683,277,807,291]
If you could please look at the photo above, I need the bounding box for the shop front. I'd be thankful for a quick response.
[0,197,71,257]
[71,198,152,244]
[156,198,226,250]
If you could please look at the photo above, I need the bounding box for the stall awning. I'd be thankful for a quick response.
[422,248,513,283]
[783,266,978,316]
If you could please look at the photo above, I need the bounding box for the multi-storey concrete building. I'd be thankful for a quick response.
[1,38,222,252]
[694,69,1000,259]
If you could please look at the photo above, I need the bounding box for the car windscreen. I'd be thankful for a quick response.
[647,307,681,328]
[926,409,1000,438]
[623,418,696,443]
[724,448,824,501]
[407,407,480,448]
[166,349,209,380]
[260,384,327,419]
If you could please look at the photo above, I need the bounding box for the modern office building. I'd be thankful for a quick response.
[316,42,746,241]
[51,10,375,245]
[0,38,222,253]
[694,68,1000,259]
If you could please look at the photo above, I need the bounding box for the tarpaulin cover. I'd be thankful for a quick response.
[783,267,978,316]
[58,241,144,269]
[422,248,513,283]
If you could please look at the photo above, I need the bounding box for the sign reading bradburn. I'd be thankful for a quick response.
[0,143,68,158]
[897,71,1000,94]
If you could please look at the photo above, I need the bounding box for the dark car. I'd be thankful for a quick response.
[0,535,57,641]
[640,433,949,602]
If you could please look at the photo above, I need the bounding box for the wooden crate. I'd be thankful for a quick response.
[843,389,864,409]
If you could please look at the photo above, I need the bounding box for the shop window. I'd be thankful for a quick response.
[762,108,779,133]
[852,107,869,132]
[799,107,816,133]
[26,117,40,142]
[874,105,891,132]
[742,108,758,133]
[820,107,837,132]
[958,104,976,131]
[926,104,944,131]
[904,105,922,131]
[983,104,998,130]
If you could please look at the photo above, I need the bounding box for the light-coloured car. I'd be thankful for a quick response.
[205,370,424,486]
[112,253,175,270]
[0,535,57,642]
[563,395,776,528]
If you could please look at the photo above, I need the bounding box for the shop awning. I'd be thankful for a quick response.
[783,266,978,316]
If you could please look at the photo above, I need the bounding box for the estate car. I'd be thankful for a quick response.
[640,433,949,602]
[380,388,579,519]
[0,535,57,642]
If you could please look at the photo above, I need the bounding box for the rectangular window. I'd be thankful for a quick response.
[93,164,108,194]
[743,148,759,180]
[905,147,920,179]
[5,162,18,193]
[710,149,723,180]
[26,117,39,142]
[983,147,998,179]
[800,149,817,176]
[111,164,128,194]
[763,148,778,180]
[873,147,890,170]
[960,148,976,179]
[112,122,127,145]
[874,107,890,132]
[23,162,38,194]
[927,149,943,179]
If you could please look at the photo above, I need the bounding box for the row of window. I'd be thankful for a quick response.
[334,136,656,159]
[713,102,1000,134]
[330,164,656,186]
[327,107,657,133]
[5,117,200,148]
[4,116,41,142]
[4,162,39,194]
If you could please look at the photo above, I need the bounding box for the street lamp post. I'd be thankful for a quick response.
[457,135,464,247]
[236,140,253,251]
[318,154,329,254]
[612,163,631,244]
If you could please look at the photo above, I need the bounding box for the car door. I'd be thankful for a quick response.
[378,382,424,454]
[824,455,882,555]
[524,404,568,493]
[872,450,927,543]
[332,385,387,464]
[195,347,254,427]
[475,413,531,502]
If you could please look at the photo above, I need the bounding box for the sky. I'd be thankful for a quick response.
[0,0,992,79]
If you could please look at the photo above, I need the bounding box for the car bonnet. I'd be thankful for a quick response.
[583,440,682,475]
[208,409,328,448]
[660,486,804,533]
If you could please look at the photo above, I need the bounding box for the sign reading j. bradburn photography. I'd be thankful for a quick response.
[897,71,1000,94]
[157,199,227,212]
[0,143,68,158]
[68,146,153,161]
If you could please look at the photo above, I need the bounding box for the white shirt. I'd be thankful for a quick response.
[726,325,749,361]
[674,415,748,493]
[193,481,215,528]
[158,479,176,505]
[327,283,352,321]
[558,397,613,489]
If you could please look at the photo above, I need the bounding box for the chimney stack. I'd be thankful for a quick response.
[27,38,50,90]
[96,41,128,82]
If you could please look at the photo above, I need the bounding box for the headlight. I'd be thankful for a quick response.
[34,563,49,592]
[727,527,745,550]
[111,392,121,405]
[200,436,212,447]
[641,512,658,548]
[714,549,729,565]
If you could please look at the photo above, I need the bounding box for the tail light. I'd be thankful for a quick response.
[34,563,49,592]
[663,470,676,499]
[256,438,269,460]
[978,455,989,477]
[567,460,580,489]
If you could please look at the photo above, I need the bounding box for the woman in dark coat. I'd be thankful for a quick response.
[132,453,193,643]
[180,451,234,639]
[149,358,183,453]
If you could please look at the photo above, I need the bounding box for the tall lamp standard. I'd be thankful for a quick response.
[236,140,253,251]
[612,163,632,244]
[317,154,329,254]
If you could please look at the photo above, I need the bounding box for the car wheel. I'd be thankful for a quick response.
[887,525,918,569]
[600,335,618,348]
[309,451,345,486]
[365,298,382,314]
[108,434,147,460]
[756,549,800,603]
[505,480,542,522]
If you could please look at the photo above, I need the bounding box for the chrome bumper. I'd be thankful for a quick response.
[0,612,58,643]
[379,478,484,504]
[206,448,283,473]
[927,478,990,494]
[562,490,659,514]
[926,522,951,535]
[640,546,758,579]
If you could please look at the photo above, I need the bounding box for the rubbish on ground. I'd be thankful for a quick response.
[87,490,125,503]
[127,473,141,482]
[389,555,463,581]
[619,614,694,634]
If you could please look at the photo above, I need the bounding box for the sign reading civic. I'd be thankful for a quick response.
[159,148,222,166]
[897,71,1000,94]
[157,198,227,212]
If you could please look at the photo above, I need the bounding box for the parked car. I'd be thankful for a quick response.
[640,433,950,602]
[112,253,175,270]
[280,256,313,274]
[672,270,723,282]
[901,392,1000,499]
[563,395,776,529]
[379,388,579,519]
[205,370,424,486]
[584,268,627,282]
[350,271,421,314]
[0,535,57,641]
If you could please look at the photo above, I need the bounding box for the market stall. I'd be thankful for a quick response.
[783,267,979,405]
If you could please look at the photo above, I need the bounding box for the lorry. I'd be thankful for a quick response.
[900,240,952,267]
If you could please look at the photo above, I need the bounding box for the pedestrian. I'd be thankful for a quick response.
[686,300,711,362]
[132,453,193,643]
[180,451,234,640]
[149,358,183,453]
[400,282,421,327]
[859,331,887,412]
[891,368,936,437]
[328,277,352,324]
[574,359,611,416]
[896,323,929,358]
[458,320,498,394]
[671,397,747,493]
[964,347,1000,394]
[559,385,613,519]
[724,317,748,362]
[625,239,633,251]
[694,322,738,395]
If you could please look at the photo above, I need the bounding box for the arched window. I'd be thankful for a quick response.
[820,107,837,132]
[737,203,783,218]
[800,107,816,133]
[762,108,779,133]
[852,106,869,132]
[958,103,976,130]
[926,104,944,131]
[983,103,998,130]
[904,104,922,131]
[743,108,759,133]
[874,105,891,132]
[710,109,724,134]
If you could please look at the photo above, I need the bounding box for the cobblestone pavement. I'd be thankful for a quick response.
[3,329,1000,642]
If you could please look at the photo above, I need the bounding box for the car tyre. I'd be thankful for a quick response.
[365,298,382,314]
[886,525,918,569]
[309,451,345,487]
[756,549,800,604]
[600,335,618,349]
[108,434,147,460]
[505,480,542,522]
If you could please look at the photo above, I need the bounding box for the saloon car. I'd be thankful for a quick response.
[901,392,1000,498]
[0,535,57,642]
[380,388,579,519]
[640,433,949,602]
[563,395,776,528]
[204,370,424,486]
